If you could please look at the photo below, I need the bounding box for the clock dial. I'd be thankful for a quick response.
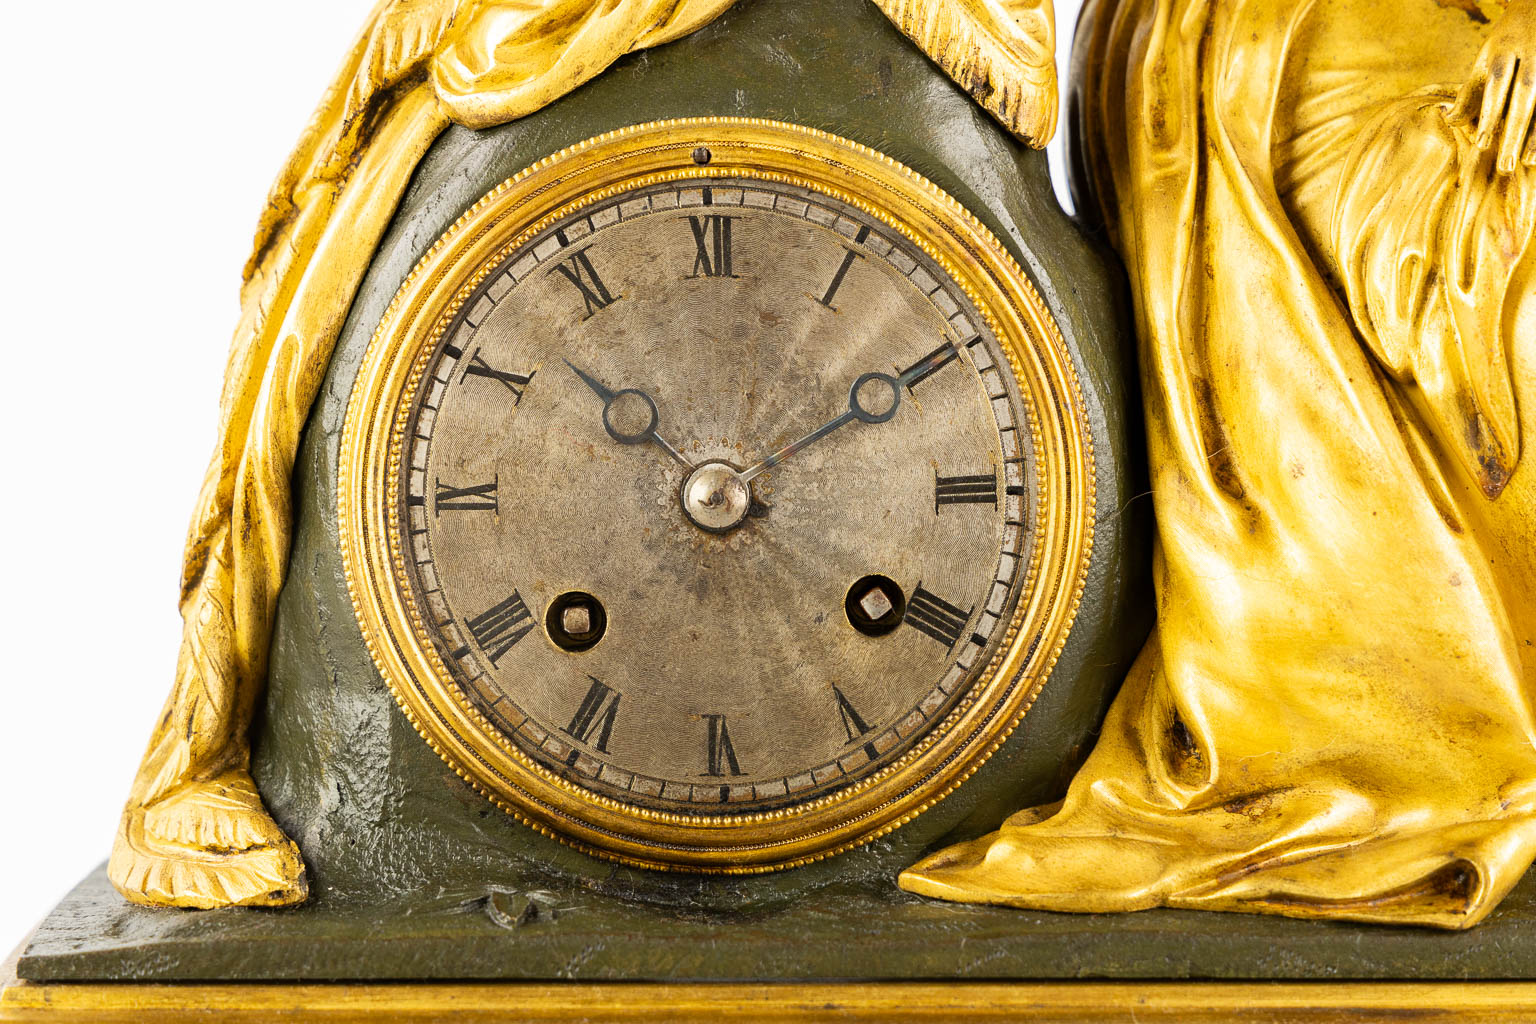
[403,179,1032,811]
[341,120,1092,870]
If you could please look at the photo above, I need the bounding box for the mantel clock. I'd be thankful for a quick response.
[10,0,1536,1018]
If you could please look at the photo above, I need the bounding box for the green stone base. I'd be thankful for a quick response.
[20,866,1536,983]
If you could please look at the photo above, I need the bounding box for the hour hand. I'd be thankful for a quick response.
[564,360,692,468]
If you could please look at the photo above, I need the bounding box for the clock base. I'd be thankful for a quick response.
[4,971,1529,1024]
[14,866,1536,993]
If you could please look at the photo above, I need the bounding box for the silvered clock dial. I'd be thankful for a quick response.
[340,118,1093,871]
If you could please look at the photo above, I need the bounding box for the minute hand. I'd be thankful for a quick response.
[739,354,942,484]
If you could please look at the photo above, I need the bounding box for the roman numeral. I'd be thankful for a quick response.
[703,714,746,777]
[434,475,498,515]
[550,247,620,319]
[686,215,737,278]
[815,226,870,310]
[905,584,974,650]
[935,470,998,511]
[455,591,534,666]
[459,349,534,403]
[563,677,621,759]
[832,685,879,761]
[899,341,962,391]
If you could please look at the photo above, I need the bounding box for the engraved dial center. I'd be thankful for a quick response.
[395,176,1038,814]
[682,461,753,533]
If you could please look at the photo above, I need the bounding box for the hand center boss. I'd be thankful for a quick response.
[564,344,957,532]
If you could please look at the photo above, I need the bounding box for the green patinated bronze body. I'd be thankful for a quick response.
[256,0,1147,907]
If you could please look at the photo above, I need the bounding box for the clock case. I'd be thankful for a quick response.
[20,0,1150,983]
[258,0,1148,907]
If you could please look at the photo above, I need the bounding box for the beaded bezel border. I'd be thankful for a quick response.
[338,117,1096,873]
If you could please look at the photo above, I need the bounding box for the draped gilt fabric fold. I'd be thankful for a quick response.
[901,0,1536,929]
[870,0,1057,144]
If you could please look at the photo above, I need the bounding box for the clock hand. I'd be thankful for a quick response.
[739,351,948,483]
[564,359,693,469]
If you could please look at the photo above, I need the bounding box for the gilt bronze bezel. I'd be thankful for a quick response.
[337,117,1094,872]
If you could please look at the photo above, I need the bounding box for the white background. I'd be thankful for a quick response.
[0,0,1084,951]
